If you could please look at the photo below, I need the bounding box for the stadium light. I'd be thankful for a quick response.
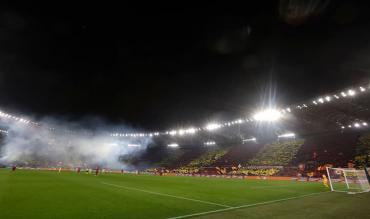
[360,87,366,92]
[334,95,340,99]
[354,123,360,128]
[325,96,331,102]
[178,129,185,136]
[169,130,177,136]
[313,100,318,105]
[168,143,179,148]
[341,126,345,129]
[348,89,356,96]
[243,137,256,142]
[278,133,295,138]
[205,123,221,131]
[204,141,216,146]
[363,122,368,126]
[185,128,196,134]
[128,144,141,147]
[318,98,324,103]
[253,109,282,122]
[341,92,347,97]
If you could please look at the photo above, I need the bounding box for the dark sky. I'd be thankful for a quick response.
[0,1,370,130]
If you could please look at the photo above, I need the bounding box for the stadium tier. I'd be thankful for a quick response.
[1,82,370,177]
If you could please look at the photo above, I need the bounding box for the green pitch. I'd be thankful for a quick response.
[0,169,369,219]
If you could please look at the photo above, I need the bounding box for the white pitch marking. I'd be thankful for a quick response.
[250,185,295,189]
[101,182,231,208]
[167,191,330,219]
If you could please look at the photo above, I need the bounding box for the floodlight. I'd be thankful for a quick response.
[178,129,185,136]
[354,123,360,128]
[360,87,366,92]
[278,133,295,138]
[318,98,324,103]
[348,89,356,96]
[313,101,318,105]
[286,108,291,112]
[253,109,282,122]
[325,96,331,102]
[169,130,177,136]
[168,143,179,147]
[341,126,345,129]
[204,141,216,146]
[363,122,368,126]
[341,92,347,97]
[185,128,196,134]
[334,95,339,99]
[205,123,221,131]
[128,144,141,147]
[243,137,256,142]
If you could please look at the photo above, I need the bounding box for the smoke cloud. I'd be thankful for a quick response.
[0,117,152,169]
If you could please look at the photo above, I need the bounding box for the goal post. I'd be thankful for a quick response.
[326,167,370,194]
[365,167,370,182]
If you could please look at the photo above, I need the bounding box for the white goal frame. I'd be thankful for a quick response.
[326,167,370,194]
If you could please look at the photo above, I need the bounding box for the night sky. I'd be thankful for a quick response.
[0,1,370,130]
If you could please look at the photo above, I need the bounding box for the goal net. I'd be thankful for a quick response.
[326,167,370,194]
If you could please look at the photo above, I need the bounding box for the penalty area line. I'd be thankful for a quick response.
[167,191,330,219]
[101,182,231,208]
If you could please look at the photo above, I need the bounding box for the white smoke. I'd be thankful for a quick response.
[0,118,152,169]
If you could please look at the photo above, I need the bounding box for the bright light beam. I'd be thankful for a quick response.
[242,137,256,142]
[205,123,221,131]
[253,109,282,122]
[204,141,216,146]
[168,143,179,148]
[278,133,295,138]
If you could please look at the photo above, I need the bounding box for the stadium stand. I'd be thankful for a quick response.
[354,132,370,167]
[292,132,359,169]
[213,143,262,167]
[187,147,230,167]
[142,133,370,177]
[248,140,304,166]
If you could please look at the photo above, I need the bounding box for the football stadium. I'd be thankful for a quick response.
[1,1,370,219]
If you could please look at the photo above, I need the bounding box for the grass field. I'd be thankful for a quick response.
[0,169,369,219]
